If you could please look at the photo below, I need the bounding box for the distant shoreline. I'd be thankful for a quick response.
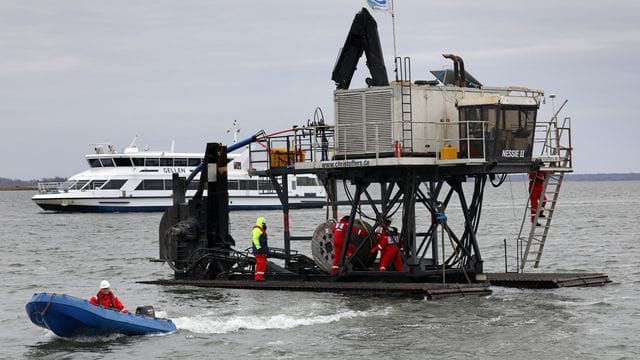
[0,185,37,191]
[564,173,640,181]
[1,173,639,191]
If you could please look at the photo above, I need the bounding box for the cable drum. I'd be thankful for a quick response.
[311,219,377,273]
[311,220,335,273]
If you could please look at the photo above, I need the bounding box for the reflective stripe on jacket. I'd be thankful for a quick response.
[252,219,269,255]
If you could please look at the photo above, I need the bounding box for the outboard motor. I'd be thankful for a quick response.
[135,305,155,318]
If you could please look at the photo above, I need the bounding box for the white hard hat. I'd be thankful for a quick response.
[100,280,111,289]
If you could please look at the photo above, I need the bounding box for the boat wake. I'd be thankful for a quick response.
[172,310,371,334]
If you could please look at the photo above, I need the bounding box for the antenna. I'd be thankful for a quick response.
[171,140,175,153]
[128,135,138,149]
[227,120,240,144]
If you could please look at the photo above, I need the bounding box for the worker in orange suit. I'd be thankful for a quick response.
[89,280,128,313]
[331,216,367,275]
[529,170,547,223]
[371,218,403,271]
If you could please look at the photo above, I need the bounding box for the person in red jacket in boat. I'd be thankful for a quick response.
[89,280,128,313]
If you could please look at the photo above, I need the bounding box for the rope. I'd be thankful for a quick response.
[507,175,520,238]
[41,293,55,315]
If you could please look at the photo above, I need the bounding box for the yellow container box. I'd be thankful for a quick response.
[269,148,305,167]
[439,145,458,160]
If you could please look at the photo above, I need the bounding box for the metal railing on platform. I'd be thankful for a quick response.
[247,118,490,172]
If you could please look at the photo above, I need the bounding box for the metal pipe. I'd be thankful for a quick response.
[442,54,459,86]
[504,238,508,273]
[458,56,465,87]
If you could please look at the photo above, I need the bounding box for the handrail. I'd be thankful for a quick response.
[245,117,491,172]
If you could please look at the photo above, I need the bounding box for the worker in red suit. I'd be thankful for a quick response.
[89,280,128,313]
[371,218,403,272]
[331,216,367,275]
[252,216,269,281]
[529,170,547,223]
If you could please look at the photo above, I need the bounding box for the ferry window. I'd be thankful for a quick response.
[75,180,89,190]
[113,158,132,167]
[174,158,188,166]
[87,180,107,190]
[145,158,159,167]
[100,158,115,167]
[163,179,172,190]
[296,177,317,186]
[239,179,258,190]
[259,180,274,191]
[102,179,127,190]
[188,158,201,167]
[135,179,163,190]
[160,158,173,166]
[131,158,144,166]
[187,180,199,190]
[87,158,102,168]
[228,180,239,190]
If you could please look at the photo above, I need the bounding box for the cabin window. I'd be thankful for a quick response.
[459,105,537,161]
[74,180,89,190]
[163,179,172,190]
[188,158,201,167]
[145,158,159,167]
[259,180,274,192]
[239,179,258,190]
[100,158,114,167]
[296,176,317,186]
[113,158,132,167]
[102,179,127,190]
[502,108,536,137]
[228,180,239,190]
[174,158,188,166]
[86,180,107,190]
[160,158,173,166]
[135,179,164,190]
[88,158,102,167]
[131,158,144,166]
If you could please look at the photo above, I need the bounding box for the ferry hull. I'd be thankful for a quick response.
[32,195,325,212]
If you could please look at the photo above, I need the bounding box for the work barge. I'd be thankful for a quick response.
[145,8,610,298]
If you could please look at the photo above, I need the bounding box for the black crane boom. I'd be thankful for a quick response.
[331,8,389,90]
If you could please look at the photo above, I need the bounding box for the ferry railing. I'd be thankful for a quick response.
[37,181,75,194]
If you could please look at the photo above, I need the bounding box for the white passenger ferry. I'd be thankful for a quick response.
[32,139,326,212]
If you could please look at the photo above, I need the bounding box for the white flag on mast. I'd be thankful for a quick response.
[367,0,390,12]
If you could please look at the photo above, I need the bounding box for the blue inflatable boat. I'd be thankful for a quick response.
[26,293,177,337]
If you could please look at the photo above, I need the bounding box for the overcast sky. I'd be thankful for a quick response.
[2,0,639,179]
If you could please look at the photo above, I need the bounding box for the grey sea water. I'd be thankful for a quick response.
[2,180,640,359]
